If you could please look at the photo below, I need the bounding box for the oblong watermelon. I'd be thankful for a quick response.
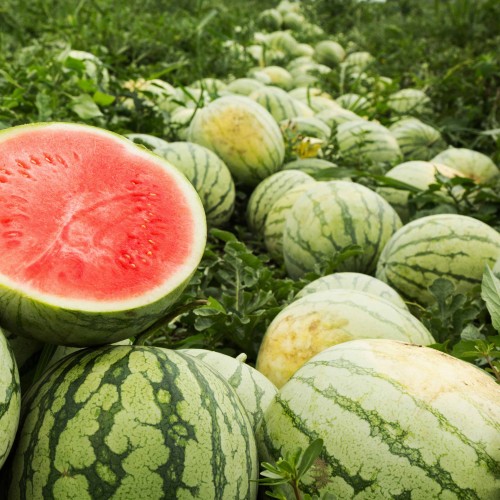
[0,328,21,470]
[257,339,500,499]
[0,123,206,346]
[6,345,258,499]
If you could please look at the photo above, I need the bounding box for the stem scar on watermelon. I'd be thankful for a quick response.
[0,122,206,347]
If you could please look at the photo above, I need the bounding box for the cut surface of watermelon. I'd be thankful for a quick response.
[0,123,206,344]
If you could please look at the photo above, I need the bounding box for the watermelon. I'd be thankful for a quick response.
[336,119,402,165]
[179,349,278,432]
[60,49,110,90]
[389,117,447,160]
[315,107,364,128]
[376,160,463,222]
[282,181,402,278]
[431,147,499,183]
[5,345,258,499]
[0,329,21,470]
[249,86,313,123]
[188,95,285,186]
[376,214,500,305]
[0,123,206,346]
[149,141,236,226]
[263,182,318,262]
[342,51,375,71]
[256,66,294,90]
[313,40,346,67]
[295,272,408,310]
[225,78,265,96]
[387,88,431,115]
[167,107,196,141]
[257,339,500,499]
[255,290,433,388]
[258,9,283,31]
[280,117,331,142]
[246,169,314,237]
[125,133,170,155]
[336,93,370,114]
[122,78,179,114]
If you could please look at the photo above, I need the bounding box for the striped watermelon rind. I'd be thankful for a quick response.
[295,272,408,310]
[376,213,500,305]
[179,349,278,432]
[389,118,447,161]
[282,180,402,278]
[263,181,317,262]
[7,345,258,499]
[257,338,500,499]
[0,328,21,470]
[255,290,434,388]
[246,169,314,236]
[336,119,402,165]
[188,95,285,186]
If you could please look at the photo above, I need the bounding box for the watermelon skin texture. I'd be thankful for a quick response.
[0,329,21,470]
[179,349,278,433]
[376,214,500,305]
[257,339,500,499]
[283,181,402,278]
[6,345,258,499]
[188,95,285,186]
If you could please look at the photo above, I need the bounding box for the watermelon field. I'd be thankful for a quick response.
[0,0,499,498]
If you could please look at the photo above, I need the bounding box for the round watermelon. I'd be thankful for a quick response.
[376,214,500,305]
[188,95,285,186]
[255,290,433,388]
[282,181,402,278]
[6,345,258,499]
[0,123,206,346]
[0,328,21,470]
[295,272,408,310]
[257,339,500,499]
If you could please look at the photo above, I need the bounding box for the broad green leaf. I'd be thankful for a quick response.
[71,94,103,119]
[297,438,324,478]
[93,90,115,106]
[481,266,500,332]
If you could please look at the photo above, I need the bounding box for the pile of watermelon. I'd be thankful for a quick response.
[1,0,499,498]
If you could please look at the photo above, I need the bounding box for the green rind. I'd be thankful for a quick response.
[387,88,431,115]
[263,182,317,262]
[257,339,500,499]
[376,214,500,305]
[431,147,499,183]
[179,349,278,432]
[282,181,402,278]
[255,289,433,388]
[246,169,314,236]
[0,329,21,470]
[389,118,447,161]
[336,120,402,164]
[152,141,236,226]
[188,95,285,186]
[7,346,258,499]
[295,272,408,310]
[249,86,311,123]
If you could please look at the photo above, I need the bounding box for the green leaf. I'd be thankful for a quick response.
[93,90,115,106]
[70,94,103,119]
[297,438,324,478]
[481,266,500,332]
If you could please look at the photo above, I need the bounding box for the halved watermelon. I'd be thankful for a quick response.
[0,123,206,346]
